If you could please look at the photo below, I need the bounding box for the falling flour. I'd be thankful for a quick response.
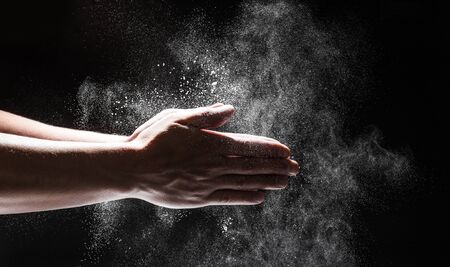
[78,1,411,266]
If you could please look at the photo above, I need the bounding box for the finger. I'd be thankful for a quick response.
[129,105,230,140]
[220,132,281,144]
[150,104,224,127]
[129,108,180,140]
[210,103,224,108]
[213,157,299,176]
[177,105,235,129]
[213,175,289,190]
[204,131,291,158]
[206,190,265,205]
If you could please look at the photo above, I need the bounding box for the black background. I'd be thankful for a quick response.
[0,0,445,266]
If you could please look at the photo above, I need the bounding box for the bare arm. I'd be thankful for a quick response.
[0,110,128,143]
[0,133,129,214]
[0,104,299,214]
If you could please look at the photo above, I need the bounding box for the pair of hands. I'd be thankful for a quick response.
[111,103,299,208]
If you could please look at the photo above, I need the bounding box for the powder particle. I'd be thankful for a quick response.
[78,1,411,266]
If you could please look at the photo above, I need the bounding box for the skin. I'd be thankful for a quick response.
[0,103,299,214]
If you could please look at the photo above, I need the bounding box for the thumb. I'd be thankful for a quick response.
[178,104,235,129]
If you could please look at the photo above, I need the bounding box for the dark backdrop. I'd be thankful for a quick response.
[0,0,445,266]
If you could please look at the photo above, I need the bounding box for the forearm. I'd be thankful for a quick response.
[0,133,132,214]
[0,110,128,142]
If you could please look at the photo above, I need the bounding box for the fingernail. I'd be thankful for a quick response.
[290,160,299,175]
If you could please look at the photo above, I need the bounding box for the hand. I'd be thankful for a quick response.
[116,104,299,208]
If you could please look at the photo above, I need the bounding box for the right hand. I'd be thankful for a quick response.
[116,104,299,208]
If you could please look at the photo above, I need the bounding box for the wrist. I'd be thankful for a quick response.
[95,141,143,200]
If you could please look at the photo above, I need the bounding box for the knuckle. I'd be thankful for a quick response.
[199,110,212,117]
[196,107,213,117]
